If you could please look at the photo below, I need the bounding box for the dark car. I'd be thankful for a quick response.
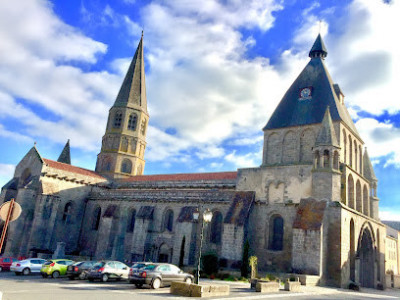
[0,257,19,272]
[67,261,96,280]
[129,263,193,289]
[87,261,130,282]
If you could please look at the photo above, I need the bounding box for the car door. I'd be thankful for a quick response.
[106,261,116,278]
[169,265,184,283]
[31,260,40,272]
[158,264,173,285]
[115,262,129,279]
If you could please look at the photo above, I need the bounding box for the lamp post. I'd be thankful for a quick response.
[193,208,213,284]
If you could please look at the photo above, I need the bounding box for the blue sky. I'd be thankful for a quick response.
[0,0,399,220]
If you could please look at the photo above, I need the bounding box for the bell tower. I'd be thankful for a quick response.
[96,33,149,179]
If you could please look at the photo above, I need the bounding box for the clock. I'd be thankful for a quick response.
[299,87,312,100]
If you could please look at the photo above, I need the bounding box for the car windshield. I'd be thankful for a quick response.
[92,262,106,269]
[43,261,52,266]
[142,264,157,271]
[131,263,147,269]
[73,262,84,266]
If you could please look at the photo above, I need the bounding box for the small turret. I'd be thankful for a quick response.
[57,140,71,165]
[309,33,328,59]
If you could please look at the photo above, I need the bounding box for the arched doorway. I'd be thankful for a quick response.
[158,243,172,263]
[359,229,374,288]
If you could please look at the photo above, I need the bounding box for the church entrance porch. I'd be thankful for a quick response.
[358,229,375,288]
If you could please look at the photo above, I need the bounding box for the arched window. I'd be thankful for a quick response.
[269,215,284,251]
[210,211,223,244]
[356,180,362,212]
[350,219,355,281]
[20,168,32,187]
[267,133,281,164]
[163,209,174,232]
[282,131,296,164]
[354,141,358,171]
[314,150,320,168]
[121,159,132,174]
[62,202,73,224]
[348,175,354,209]
[349,135,353,168]
[92,206,101,230]
[300,129,315,163]
[323,150,329,168]
[114,112,123,128]
[333,151,339,170]
[359,146,363,174]
[363,185,369,216]
[343,129,347,164]
[128,114,138,131]
[103,157,112,171]
[126,209,136,233]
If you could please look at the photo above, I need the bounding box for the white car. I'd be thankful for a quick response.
[10,258,47,275]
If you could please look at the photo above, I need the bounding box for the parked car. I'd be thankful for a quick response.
[10,258,47,275]
[128,263,193,289]
[128,262,152,284]
[67,261,96,280]
[40,259,74,278]
[0,257,19,272]
[87,261,130,282]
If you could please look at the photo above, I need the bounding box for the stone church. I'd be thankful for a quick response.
[0,33,387,288]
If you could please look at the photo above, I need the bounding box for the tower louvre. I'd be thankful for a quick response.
[95,33,149,179]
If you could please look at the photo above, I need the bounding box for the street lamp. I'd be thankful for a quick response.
[193,208,213,284]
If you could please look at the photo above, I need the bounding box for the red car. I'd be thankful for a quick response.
[0,257,19,272]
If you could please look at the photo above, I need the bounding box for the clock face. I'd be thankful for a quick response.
[299,87,312,100]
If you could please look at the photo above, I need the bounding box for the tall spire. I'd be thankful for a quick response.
[113,34,147,111]
[57,139,71,165]
[309,33,328,59]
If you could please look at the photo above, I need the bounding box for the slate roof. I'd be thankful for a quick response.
[113,33,147,111]
[43,158,105,179]
[264,35,359,138]
[309,33,328,58]
[362,149,377,181]
[57,140,71,165]
[224,191,255,226]
[293,198,327,230]
[122,171,237,182]
[2,178,18,190]
[315,108,339,147]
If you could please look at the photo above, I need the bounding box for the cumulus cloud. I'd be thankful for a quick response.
[0,163,15,180]
[0,0,123,151]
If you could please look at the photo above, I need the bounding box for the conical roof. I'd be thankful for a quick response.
[309,34,328,58]
[315,107,339,147]
[57,140,71,165]
[113,33,147,111]
[264,34,359,138]
[363,148,377,181]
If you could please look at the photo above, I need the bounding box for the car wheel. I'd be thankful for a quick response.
[185,277,193,284]
[79,272,87,280]
[151,278,161,289]
[22,268,31,276]
[102,274,109,282]
[135,284,143,288]
[52,271,60,279]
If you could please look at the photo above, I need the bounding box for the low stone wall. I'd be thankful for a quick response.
[284,280,301,292]
[170,281,230,298]
[255,281,280,293]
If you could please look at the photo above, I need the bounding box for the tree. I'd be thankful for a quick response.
[241,240,250,277]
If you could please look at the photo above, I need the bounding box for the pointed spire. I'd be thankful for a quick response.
[363,148,377,181]
[315,107,339,147]
[57,139,71,165]
[309,33,328,59]
[113,34,147,111]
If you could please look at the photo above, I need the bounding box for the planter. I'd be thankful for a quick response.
[284,278,301,292]
[255,281,280,293]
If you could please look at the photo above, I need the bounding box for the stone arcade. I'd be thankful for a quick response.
[0,34,386,288]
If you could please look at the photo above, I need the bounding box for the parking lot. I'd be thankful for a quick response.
[2,271,400,300]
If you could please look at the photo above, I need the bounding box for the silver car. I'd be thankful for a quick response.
[10,258,47,275]
[87,261,130,282]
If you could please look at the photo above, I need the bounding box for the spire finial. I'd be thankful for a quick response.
[141,29,143,38]
[318,20,322,34]
[34,141,37,146]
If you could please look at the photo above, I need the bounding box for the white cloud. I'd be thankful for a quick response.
[355,118,400,167]
[0,0,123,152]
[380,210,400,221]
[225,150,261,169]
[0,164,15,178]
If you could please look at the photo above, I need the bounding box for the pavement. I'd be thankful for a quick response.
[1,271,400,299]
